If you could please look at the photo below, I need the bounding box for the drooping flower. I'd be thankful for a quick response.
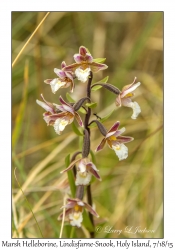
[116,77,141,119]
[59,198,99,228]
[95,121,134,161]
[36,95,83,135]
[64,46,108,83]
[44,61,75,93]
[61,157,101,186]
[36,94,61,124]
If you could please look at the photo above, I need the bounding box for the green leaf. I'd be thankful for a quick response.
[91,85,103,91]
[85,102,97,109]
[71,122,83,136]
[66,92,75,103]
[99,75,109,83]
[82,210,94,232]
[100,109,114,123]
[89,109,115,128]
[65,154,70,167]
[90,150,96,165]
[65,154,76,198]
[93,58,106,63]
[79,136,83,149]
[70,227,76,238]
[79,107,87,114]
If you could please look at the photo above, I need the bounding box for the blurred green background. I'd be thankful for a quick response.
[12,12,163,238]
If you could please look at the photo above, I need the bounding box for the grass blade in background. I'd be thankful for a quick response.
[12,60,28,149]
[65,154,76,198]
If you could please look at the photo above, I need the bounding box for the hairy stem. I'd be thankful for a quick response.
[84,72,95,237]
[75,71,94,237]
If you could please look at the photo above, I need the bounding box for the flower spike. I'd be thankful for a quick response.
[36,45,141,231]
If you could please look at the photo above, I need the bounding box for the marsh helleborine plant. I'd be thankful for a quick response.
[36,46,141,234]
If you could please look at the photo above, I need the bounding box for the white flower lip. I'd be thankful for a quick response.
[75,172,92,186]
[54,118,69,134]
[131,101,141,119]
[75,67,91,83]
[123,100,141,119]
[50,78,65,94]
[112,143,128,161]
[69,212,83,228]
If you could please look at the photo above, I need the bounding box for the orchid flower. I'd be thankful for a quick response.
[61,157,101,186]
[96,121,134,161]
[36,95,83,135]
[44,61,74,93]
[36,94,61,124]
[116,77,141,119]
[59,198,99,227]
[64,46,108,83]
